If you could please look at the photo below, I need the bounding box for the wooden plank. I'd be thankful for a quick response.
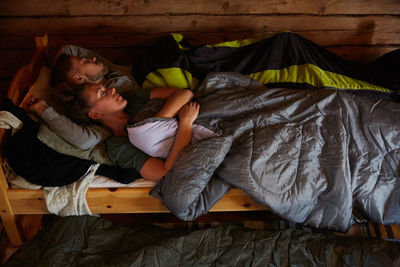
[3,44,47,101]
[0,80,11,102]
[0,49,34,79]
[392,224,400,239]
[19,215,43,241]
[378,223,388,239]
[0,38,47,246]
[0,60,24,249]
[1,45,398,80]
[1,0,399,16]
[0,37,48,80]
[52,45,400,64]
[0,179,23,246]
[7,188,268,214]
[327,45,399,63]
[86,188,169,213]
[6,198,48,215]
[2,28,400,50]
[0,154,9,193]
[1,15,399,46]
[0,34,162,49]
[0,47,141,78]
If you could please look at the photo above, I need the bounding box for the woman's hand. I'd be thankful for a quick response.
[154,88,194,118]
[21,96,49,116]
[178,102,200,125]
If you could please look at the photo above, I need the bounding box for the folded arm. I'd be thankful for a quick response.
[41,108,111,150]
[151,87,194,118]
[22,96,110,150]
[139,102,199,181]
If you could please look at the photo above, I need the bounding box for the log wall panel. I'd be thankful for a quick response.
[1,16,399,46]
[1,0,399,16]
[0,0,399,108]
[0,45,398,81]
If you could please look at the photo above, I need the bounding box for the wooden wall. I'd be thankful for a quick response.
[1,0,400,96]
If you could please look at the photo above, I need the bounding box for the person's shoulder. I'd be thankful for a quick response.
[105,135,130,146]
[106,135,147,153]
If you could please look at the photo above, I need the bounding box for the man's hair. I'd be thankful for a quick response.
[50,53,72,87]
[68,83,99,125]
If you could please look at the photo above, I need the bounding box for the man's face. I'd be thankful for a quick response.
[69,56,109,85]
[84,83,127,120]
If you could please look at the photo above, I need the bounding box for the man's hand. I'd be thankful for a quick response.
[21,96,49,116]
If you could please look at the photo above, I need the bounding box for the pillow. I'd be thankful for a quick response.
[22,66,52,101]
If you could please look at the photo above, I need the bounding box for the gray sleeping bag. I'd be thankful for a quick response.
[151,72,400,231]
[4,216,400,266]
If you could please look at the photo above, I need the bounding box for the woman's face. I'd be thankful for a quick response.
[83,83,127,118]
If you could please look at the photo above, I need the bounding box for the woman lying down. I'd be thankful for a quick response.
[24,83,219,181]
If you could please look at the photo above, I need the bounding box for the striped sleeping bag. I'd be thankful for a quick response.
[130,32,400,230]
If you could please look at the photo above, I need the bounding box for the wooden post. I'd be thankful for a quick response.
[0,151,23,246]
[0,35,48,246]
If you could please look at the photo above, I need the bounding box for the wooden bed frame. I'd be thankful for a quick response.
[0,35,269,246]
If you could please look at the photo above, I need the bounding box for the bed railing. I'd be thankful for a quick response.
[0,35,48,246]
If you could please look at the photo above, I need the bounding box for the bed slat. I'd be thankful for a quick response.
[0,155,23,245]
[7,188,268,214]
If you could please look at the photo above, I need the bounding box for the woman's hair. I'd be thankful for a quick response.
[68,83,101,126]
[51,53,72,87]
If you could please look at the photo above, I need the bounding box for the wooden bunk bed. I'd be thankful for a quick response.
[0,36,268,246]
[2,0,400,248]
